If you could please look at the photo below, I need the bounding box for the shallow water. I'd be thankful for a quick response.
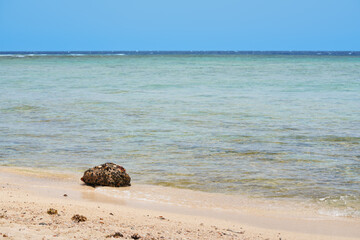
[0,54,359,217]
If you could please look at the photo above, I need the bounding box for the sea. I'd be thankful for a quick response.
[0,51,359,217]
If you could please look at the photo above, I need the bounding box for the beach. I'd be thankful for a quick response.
[1,167,359,240]
[1,54,360,239]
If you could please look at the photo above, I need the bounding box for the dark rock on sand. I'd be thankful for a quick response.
[47,208,58,215]
[81,163,131,187]
[131,233,141,239]
[106,232,124,238]
[71,214,87,222]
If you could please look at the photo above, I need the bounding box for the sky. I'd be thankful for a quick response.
[0,0,359,51]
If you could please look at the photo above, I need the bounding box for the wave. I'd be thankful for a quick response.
[0,53,127,57]
[0,54,26,58]
[0,54,49,58]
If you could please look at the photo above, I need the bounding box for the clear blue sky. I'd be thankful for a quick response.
[0,0,359,51]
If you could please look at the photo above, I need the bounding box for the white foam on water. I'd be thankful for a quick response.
[0,54,50,57]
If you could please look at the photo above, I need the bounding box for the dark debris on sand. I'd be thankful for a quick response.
[47,208,58,215]
[71,214,87,222]
[131,233,141,239]
[106,232,124,238]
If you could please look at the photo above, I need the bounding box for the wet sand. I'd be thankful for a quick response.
[0,167,359,240]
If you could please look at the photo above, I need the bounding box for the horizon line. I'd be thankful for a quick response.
[1,50,359,56]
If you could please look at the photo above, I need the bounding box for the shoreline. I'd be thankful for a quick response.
[1,166,360,239]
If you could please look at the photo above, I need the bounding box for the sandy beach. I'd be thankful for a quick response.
[2,0,360,238]
[0,167,359,240]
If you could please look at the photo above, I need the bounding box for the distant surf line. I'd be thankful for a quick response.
[0,51,359,56]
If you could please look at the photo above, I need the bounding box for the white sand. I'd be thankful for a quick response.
[1,167,359,240]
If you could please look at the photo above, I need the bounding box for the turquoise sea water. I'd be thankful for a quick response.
[0,54,360,216]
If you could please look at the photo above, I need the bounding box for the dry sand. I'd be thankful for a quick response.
[0,167,359,240]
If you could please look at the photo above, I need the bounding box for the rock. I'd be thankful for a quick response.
[47,208,58,215]
[81,163,131,187]
[106,232,124,238]
[71,214,87,222]
[131,233,141,239]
